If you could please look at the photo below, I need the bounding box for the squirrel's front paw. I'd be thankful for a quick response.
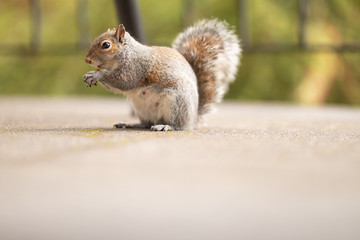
[83,71,100,87]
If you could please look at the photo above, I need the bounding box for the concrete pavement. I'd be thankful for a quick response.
[1,97,360,240]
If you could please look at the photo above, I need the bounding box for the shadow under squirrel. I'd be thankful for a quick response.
[83,19,241,131]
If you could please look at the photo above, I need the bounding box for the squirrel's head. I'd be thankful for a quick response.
[85,24,127,71]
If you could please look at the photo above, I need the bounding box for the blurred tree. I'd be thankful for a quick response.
[114,0,146,43]
[30,0,41,53]
[182,0,195,27]
[77,0,90,49]
[238,0,251,47]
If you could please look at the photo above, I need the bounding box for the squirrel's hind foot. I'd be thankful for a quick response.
[150,125,174,131]
[113,122,148,129]
[114,123,174,131]
[113,123,128,129]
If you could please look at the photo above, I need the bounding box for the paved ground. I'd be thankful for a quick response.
[0,97,360,240]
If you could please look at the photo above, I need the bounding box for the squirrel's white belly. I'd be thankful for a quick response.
[126,87,173,124]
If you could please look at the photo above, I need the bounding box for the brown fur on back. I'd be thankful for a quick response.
[178,33,223,114]
[173,19,241,115]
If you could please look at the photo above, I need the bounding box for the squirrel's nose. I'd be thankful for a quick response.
[85,57,92,64]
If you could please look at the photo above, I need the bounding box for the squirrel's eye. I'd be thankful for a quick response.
[101,41,111,49]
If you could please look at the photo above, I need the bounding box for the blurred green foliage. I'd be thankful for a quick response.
[0,0,359,105]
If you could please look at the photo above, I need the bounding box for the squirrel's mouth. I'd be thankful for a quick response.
[96,64,103,70]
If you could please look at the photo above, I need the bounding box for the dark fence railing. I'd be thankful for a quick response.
[238,0,360,53]
[1,0,360,56]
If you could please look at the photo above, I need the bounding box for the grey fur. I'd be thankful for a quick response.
[83,19,241,131]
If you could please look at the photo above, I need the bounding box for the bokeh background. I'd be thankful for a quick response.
[0,0,359,105]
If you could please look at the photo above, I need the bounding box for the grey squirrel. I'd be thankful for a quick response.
[83,19,241,131]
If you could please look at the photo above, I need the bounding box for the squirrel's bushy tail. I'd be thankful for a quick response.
[172,19,241,115]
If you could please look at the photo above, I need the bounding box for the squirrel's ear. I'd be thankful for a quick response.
[115,24,126,43]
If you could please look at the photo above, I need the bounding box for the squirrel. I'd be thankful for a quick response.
[83,19,241,131]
